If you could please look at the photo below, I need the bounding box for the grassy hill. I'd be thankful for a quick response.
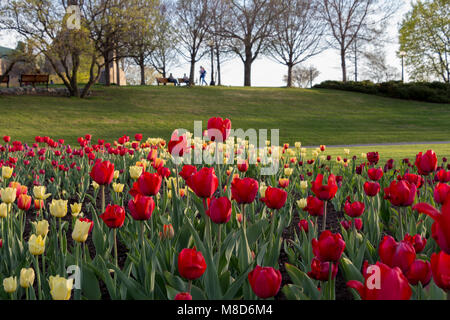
[0,85,449,160]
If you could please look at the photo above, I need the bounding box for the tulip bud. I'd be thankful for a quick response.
[1,187,16,204]
[33,220,49,237]
[49,276,73,300]
[70,203,82,215]
[49,199,68,218]
[297,198,308,209]
[112,183,124,193]
[248,265,282,299]
[129,166,143,180]
[3,276,17,293]
[33,186,51,200]
[162,224,175,239]
[175,292,192,300]
[72,219,92,243]
[28,234,45,256]
[20,268,35,288]
[0,203,7,218]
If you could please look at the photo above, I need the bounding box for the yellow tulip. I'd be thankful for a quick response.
[33,186,51,200]
[344,149,350,155]
[297,199,308,209]
[113,170,120,180]
[129,166,143,180]
[3,276,17,293]
[1,187,16,204]
[19,268,35,288]
[32,220,49,237]
[2,166,13,179]
[284,168,293,177]
[70,203,82,215]
[49,199,68,218]
[259,185,268,198]
[28,234,45,255]
[72,219,91,243]
[49,276,73,300]
[91,181,100,190]
[295,142,302,149]
[300,181,308,191]
[112,183,124,193]
[0,203,7,218]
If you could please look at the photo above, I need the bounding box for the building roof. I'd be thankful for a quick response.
[0,46,14,59]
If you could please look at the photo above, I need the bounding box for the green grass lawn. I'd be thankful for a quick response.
[0,85,449,160]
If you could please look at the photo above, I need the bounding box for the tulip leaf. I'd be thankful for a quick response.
[340,257,364,283]
[186,218,222,299]
[285,263,320,300]
[81,264,101,300]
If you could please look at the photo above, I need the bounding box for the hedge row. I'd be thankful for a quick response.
[314,80,450,104]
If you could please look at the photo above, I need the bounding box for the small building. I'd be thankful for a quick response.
[0,45,20,87]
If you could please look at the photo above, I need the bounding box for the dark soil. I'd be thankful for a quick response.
[276,201,354,300]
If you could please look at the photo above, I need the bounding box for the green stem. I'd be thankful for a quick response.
[217,224,222,254]
[188,280,192,294]
[328,262,334,300]
[75,243,81,300]
[33,255,42,300]
[242,204,246,230]
[140,222,146,262]
[399,208,404,239]
[114,229,118,269]
[322,201,328,232]
[101,185,105,214]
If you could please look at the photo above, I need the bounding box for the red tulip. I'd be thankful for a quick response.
[231,177,259,204]
[168,130,189,157]
[434,183,450,205]
[364,181,380,197]
[307,258,338,281]
[437,169,450,183]
[312,230,345,262]
[341,219,363,231]
[208,197,232,224]
[298,219,311,233]
[347,262,412,300]
[278,178,289,189]
[403,173,423,188]
[129,172,162,197]
[344,200,365,218]
[415,150,438,176]
[261,186,287,210]
[366,152,380,165]
[384,180,416,207]
[128,194,155,221]
[100,205,126,228]
[90,160,114,185]
[368,168,383,181]
[180,165,197,181]
[404,234,427,254]
[413,199,450,254]
[175,292,192,300]
[406,260,431,286]
[17,194,32,211]
[378,235,416,274]
[311,174,338,201]
[303,196,324,217]
[431,251,450,291]
[248,266,282,299]
[207,117,231,142]
[178,248,207,280]
[135,133,143,142]
[237,160,249,173]
[157,166,171,178]
[187,167,219,199]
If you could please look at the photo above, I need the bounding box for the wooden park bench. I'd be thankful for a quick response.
[178,78,191,86]
[19,74,49,88]
[156,77,178,86]
[0,75,9,88]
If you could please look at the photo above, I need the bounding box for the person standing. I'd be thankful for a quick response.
[199,66,207,86]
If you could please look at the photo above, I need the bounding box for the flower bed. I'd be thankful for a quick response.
[0,119,449,300]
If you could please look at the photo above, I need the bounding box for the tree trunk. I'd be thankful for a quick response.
[341,48,347,82]
[287,63,293,88]
[216,48,221,86]
[116,56,121,86]
[104,52,111,86]
[244,46,252,87]
[139,55,146,86]
[189,59,196,85]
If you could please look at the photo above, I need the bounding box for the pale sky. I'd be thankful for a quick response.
[0,1,412,87]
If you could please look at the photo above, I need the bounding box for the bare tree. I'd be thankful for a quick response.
[219,0,280,87]
[147,2,178,79]
[319,0,400,82]
[174,0,211,84]
[269,0,325,87]
[360,51,400,83]
[283,65,320,88]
